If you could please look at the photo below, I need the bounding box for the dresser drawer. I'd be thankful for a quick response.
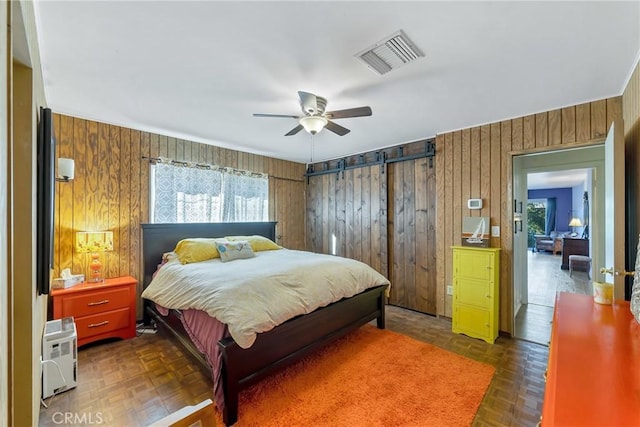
[75,308,132,339]
[454,278,493,309]
[452,304,491,340]
[454,250,495,281]
[59,287,131,318]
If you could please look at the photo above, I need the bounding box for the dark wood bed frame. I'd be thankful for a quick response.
[141,222,387,426]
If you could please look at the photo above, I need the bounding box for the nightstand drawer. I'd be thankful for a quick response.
[59,287,131,318]
[75,308,132,339]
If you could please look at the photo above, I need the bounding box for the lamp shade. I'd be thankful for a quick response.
[299,116,328,135]
[568,217,583,227]
[57,158,75,181]
[75,231,113,253]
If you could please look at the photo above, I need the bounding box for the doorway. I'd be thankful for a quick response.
[512,146,605,344]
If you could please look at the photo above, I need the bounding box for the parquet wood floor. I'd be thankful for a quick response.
[515,250,591,345]
[39,306,548,426]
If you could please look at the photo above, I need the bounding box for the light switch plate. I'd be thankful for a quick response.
[491,226,500,237]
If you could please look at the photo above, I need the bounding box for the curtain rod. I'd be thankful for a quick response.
[141,156,267,178]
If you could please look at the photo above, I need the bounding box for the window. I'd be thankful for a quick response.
[150,162,268,223]
[527,200,546,247]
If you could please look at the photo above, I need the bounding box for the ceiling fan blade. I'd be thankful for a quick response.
[325,106,372,119]
[253,113,300,119]
[285,124,304,136]
[298,91,318,114]
[325,120,350,136]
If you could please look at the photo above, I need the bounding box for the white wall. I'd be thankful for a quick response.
[572,183,585,235]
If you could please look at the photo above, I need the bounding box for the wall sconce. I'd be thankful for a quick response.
[56,158,75,182]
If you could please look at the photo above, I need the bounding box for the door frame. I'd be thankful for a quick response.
[512,145,605,335]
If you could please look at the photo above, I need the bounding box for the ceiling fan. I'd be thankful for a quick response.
[253,91,372,136]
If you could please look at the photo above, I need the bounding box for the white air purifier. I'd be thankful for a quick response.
[42,317,77,398]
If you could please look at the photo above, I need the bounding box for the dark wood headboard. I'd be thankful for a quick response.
[140,222,277,289]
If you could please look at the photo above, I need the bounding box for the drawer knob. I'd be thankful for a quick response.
[87,299,109,306]
[88,320,109,328]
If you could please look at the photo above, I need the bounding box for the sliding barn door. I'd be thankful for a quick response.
[306,165,388,277]
[388,158,437,314]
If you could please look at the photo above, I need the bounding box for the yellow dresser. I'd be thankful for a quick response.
[451,246,500,344]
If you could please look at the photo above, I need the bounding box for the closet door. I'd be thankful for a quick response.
[306,165,388,278]
[388,158,437,314]
[343,165,388,277]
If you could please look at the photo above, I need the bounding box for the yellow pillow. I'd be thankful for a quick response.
[174,238,222,264]
[225,235,282,252]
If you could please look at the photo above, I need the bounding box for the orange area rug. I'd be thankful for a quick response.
[215,325,495,426]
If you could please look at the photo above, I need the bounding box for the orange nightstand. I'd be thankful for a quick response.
[51,276,137,347]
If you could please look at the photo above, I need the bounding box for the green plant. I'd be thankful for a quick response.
[527,202,546,247]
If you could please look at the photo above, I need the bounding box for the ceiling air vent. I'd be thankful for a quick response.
[355,30,424,75]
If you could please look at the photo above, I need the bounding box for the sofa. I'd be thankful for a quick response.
[534,231,570,254]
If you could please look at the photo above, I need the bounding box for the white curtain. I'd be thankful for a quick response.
[151,162,268,223]
[222,172,269,222]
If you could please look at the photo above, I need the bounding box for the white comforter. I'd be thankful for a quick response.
[141,249,390,349]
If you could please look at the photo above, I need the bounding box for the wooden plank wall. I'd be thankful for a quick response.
[436,96,622,332]
[53,113,306,318]
[271,178,306,249]
[623,60,640,271]
[387,158,437,313]
[306,165,388,278]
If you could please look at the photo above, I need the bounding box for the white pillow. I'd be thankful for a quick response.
[214,239,255,262]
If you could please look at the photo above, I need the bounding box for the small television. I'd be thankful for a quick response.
[36,107,55,295]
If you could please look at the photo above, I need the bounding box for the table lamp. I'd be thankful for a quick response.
[75,231,113,282]
[569,217,583,235]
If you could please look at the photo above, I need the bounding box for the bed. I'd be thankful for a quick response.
[141,222,389,426]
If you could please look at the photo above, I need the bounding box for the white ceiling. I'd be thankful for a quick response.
[528,169,589,190]
[33,1,640,164]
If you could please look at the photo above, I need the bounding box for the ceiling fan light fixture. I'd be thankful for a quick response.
[300,116,328,135]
